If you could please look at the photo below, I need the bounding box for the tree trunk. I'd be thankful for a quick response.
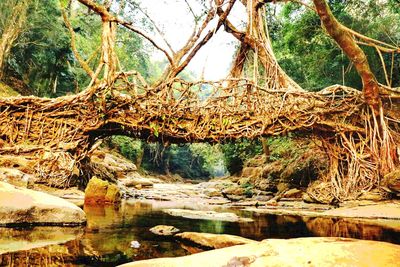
[261,137,270,160]
[225,0,301,90]
[101,20,117,82]
[312,0,381,112]
[136,146,144,169]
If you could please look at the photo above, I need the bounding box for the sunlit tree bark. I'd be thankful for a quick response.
[312,0,381,112]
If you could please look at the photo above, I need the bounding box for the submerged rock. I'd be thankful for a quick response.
[164,209,253,222]
[176,232,256,249]
[0,181,86,225]
[119,237,400,267]
[150,225,180,236]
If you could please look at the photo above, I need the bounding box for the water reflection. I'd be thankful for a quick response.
[304,217,400,243]
[0,201,400,266]
[0,226,82,254]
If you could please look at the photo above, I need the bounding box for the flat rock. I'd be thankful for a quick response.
[247,202,400,223]
[323,203,400,219]
[176,232,256,249]
[123,177,154,187]
[164,209,253,222]
[150,225,180,236]
[0,182,86,225]
[119,237,400,267]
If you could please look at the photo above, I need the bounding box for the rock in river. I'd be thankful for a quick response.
[176,232,256,249]
[84,176,121,204]
[150,225,180,236]
[119,237,400,267]
[163,209,253,222]
[0,181,86,225]
[122,176,154,188]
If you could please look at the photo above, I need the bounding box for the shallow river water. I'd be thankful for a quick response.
[1,200,400,266]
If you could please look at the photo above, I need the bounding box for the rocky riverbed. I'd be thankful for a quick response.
[1,148,400,266]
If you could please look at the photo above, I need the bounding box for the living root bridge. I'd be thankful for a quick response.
[0,79,366,147]
[1,77,399,200]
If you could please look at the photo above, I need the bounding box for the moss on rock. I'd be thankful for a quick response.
[105,183,121,203]
[85,176,120,204]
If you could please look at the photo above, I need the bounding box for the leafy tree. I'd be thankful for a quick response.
[272,0,400,91]
[1,0,151,97]
[221,139,263,175]
[141,143,213,179]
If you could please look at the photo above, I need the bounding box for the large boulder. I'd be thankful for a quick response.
[119,237,400,267]
[84,176,121,204]
[88,149,137,182]
[221,185,246,201]
[0,182,86,225]
[306,181,335,204]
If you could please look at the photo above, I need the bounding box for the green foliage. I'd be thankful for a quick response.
[267,136,296,161]
[107,137,226,179]
[0,82,19,97]
[1,0,151,97]
[168,144,211,179]
[3,0,76,97]
[142,143,213,179]
[272,0,400,91]
[221,139,263,175]
[108,136,143,164]
[241,182,254,198]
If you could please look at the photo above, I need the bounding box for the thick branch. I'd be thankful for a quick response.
[128,1,175,54]
[76,0,174,66]
[62,10,95,79]
[158,0,237,82]
[312,0,381,111]
[171,0,237,77]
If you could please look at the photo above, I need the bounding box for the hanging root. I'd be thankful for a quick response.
[309,105,400,202]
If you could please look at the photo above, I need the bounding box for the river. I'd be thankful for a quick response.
[1,200,400,266]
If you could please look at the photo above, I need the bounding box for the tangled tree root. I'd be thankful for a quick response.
[0,79,399,198]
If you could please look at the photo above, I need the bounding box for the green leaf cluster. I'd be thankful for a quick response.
[272,0,400,91]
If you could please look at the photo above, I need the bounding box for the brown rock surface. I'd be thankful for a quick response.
[123,176,154,188]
